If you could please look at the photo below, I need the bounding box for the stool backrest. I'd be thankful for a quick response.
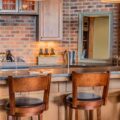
[7,74,51,114]
[72,71,110,107]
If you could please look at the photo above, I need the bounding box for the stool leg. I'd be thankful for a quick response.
[65,105,69,120]
[38,114,40,120]
[75,109,78,120]
[30,116,33,120]
[11,116,16,120]
[84,110,89,120]
[38,114,42,120]
[15,117,21,120]
[97,108,101,120]
[89,110,93,120]
[15,117,18,120]
[7,115,9,120]
[69,107,73,120]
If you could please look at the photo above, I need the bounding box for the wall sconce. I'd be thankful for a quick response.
[101,0,120,3]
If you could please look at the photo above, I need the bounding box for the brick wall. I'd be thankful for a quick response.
[0,15,38,63]
[63,0,120,62]
[0,0,119,64]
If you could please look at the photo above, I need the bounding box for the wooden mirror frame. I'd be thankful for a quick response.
[78,11,113,65]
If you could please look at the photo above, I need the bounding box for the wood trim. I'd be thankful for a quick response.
[88,17,94,59]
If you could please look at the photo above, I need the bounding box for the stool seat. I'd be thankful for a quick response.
[66,92,102,102]
[7,97,43,108]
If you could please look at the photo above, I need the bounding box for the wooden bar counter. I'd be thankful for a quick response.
[0,66,120,120]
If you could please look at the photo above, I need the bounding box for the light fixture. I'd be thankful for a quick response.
[101,0,120,3]
[26,0,44,1]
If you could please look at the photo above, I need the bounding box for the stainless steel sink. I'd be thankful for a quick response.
[0,62,29,69]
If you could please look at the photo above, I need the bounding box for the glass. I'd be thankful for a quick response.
[14,56,18,74]
[21,0,35,11]
[112,55,120,66]
[2,0,16,10]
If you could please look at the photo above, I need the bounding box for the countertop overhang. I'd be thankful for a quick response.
[0,65,120,81]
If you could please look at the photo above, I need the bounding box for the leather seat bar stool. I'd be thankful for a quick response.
[6,74,51,120]
[65,71,110,120]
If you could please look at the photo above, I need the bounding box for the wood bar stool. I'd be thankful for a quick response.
[65,71,110,120]
[6,74,51,120]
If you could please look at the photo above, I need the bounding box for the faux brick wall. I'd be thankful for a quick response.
[0,0,119,64]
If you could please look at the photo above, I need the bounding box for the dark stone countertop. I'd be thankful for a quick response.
[0,65,120,81]
[0,62,67,69]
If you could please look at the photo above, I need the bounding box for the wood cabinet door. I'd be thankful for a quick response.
[39,0,63,40]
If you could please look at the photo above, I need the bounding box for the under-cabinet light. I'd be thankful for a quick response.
[101,0,120,3]
[26,0,44,1]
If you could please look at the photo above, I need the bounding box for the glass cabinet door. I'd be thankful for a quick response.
[0,0,18,12]
[19,0,38,13]
[0,0,38,13]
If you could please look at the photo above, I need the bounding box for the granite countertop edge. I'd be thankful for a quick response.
[0,65,120,81]
[0,73,70,81]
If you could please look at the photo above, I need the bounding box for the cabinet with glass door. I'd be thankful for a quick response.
[0,0,38,14]
[0,0,18,12]
[19,0,38,13]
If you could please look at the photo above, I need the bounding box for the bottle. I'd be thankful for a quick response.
[50,48,55,55]
[6,50,15,62]
[39,48,43,56]
[63,50,68,65]
[44,48,49,56]
[68,50,76,65]
[72,50,76,64]
[112,55,118,66]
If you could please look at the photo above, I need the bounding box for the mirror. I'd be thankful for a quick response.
[78,12,113,64]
